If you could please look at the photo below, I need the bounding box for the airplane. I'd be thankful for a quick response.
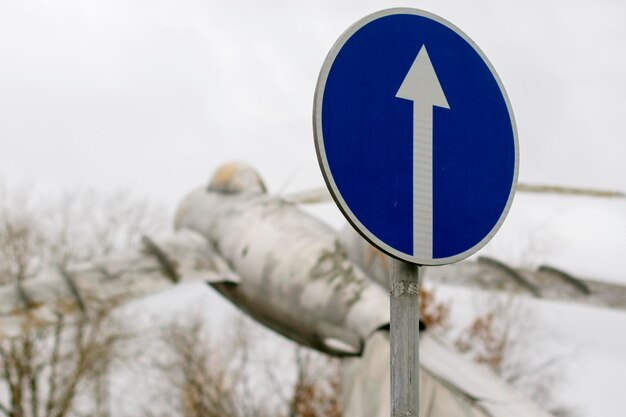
[287,180,626,311]
[1,161,624,417]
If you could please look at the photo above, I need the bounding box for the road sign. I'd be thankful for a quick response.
[314,8,518,266]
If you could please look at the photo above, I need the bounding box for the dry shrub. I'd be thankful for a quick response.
[0,185,166,417]
[289,348,341,417]
[454,297,576,417]
[139,311,343,417]
[419,286,450,332]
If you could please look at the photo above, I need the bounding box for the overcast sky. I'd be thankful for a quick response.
[1,0,625,209]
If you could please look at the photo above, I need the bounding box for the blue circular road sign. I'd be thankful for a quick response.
[314,8,518,265]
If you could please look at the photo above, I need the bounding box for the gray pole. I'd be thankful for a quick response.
[390,258,422,417]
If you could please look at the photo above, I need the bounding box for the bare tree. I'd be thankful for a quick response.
[419,286,450,333]
[454,296,577,417]
[137,312,267,417]
[288,347,341,417]
[0,185,167,417]
[138,309,343,417]
[0,308,130,417]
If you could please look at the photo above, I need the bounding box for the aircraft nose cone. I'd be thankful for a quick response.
[208,162,267,195]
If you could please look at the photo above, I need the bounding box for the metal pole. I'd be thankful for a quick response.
[390,258,422,417]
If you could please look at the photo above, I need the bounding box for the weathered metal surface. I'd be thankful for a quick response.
[537,265,590,295]
[175,163,390,355]
[390,260,422,417]
[0,229,238,338]
[341,225,626,310]
[283,183,626,206]
[178,164,555,417]
[429,261,626,310]
[342,331,554,417]
[517,183,626,198]
[477,256,541,297]
[142,235,181,282]
[419,333,554,417]
[0,163,564,417]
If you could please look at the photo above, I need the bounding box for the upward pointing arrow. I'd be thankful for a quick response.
[396,45,449,107]
[396,45,449,259]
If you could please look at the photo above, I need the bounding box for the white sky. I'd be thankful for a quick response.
[1,0,625,209]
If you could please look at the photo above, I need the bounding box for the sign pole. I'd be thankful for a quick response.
[390,258,422,417]
[313,9,518,416]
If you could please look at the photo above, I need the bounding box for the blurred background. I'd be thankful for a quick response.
[0,1,624,416]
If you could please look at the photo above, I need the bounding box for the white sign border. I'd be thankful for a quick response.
[313,7,519,266]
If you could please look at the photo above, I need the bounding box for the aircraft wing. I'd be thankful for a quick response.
[282,186,334,205]
[341,330,554,417]
[0,228,239,338]
[283,183,626,205]
[428,257,626,311]
[287,183,626,311]
[339,226,626,312]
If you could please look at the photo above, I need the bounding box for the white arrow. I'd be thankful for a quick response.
[396,45,449,259]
